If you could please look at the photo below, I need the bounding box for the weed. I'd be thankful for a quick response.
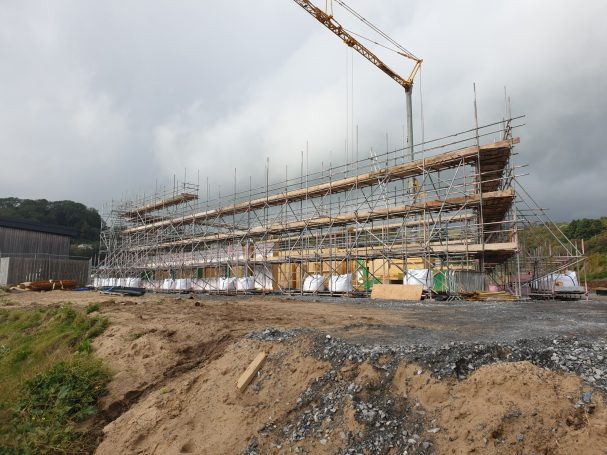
[10,347,32,364]
[8,357,110,453]
[85,303,101,314]
[76,338,92,354]
[0,345,9,360]
[0,305,111,454]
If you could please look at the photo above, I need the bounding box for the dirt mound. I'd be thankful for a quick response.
[94,330,607,455]
[5,292,605,453]
[96,336,329,454]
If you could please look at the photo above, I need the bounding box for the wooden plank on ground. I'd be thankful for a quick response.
[371,284,423,301]
[236,352,267,392]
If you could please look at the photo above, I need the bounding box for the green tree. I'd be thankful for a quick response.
[564,218,605,240]
[0,198,103,258]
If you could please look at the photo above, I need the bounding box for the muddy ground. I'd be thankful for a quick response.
[3,291,607,454]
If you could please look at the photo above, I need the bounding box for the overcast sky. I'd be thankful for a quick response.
[1,0,606,220]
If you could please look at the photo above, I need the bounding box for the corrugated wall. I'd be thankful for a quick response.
[0,226,71,256]
[0,256,90,286]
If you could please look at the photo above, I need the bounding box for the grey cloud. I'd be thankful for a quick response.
[0,0,605,221]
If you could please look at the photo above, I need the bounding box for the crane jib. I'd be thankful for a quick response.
[292,0,419,91]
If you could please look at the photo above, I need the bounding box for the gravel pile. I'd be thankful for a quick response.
[243,329,607,454]
[313,333,607,394]
[245,328,307,342]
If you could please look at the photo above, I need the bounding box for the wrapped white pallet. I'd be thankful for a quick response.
[329,274,353,292]
[237,277,255,290]
[161,279,176,290]
[92,277,100,288]
[218,277,236,291]
[126,278,142,288]
[303,275,325,292]
[206,278,219,291]
[142,280,157,290]
[404,269,433,290]
[191,279,205,291]
[118,278,128,287]
[175,279,192,291]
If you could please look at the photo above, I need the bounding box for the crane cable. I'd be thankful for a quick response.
[333,0,420,61]
[344,28,404,56]
[419,65,425,150]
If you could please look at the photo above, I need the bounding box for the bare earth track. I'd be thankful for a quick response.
[4,291,607,454]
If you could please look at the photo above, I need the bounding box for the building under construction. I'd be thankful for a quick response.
[96,1,585,299]
[96,118,586,299]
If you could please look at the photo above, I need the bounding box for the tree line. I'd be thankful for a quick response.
[0,198,102,257]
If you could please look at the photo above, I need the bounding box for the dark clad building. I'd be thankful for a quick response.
[0,217,75,256]
[0,217,90,286]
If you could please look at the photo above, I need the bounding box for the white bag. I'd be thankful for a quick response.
[218,277,236,291]
[329,274,353,292]
[237,277,255,290]
[404,269,433,290]
[303,275,325,292]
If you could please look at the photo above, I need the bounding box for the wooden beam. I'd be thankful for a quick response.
[123,138,519,234]
[236,352,267,393]
[121,193,198,218]
[152,189,514,248]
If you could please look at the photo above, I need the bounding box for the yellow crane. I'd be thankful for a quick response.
[292,0,422,162]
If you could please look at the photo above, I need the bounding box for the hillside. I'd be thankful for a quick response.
[0,197,102,258]
[520,217,607,281]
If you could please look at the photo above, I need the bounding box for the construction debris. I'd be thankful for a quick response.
[461,290,517,301]
[11,279,77,292]
[99,286,146,297]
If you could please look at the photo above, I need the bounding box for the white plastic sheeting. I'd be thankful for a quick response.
[556,271,579,287]
[237,277,255,290]
[96,277,147,289]
[218,277,237,291]
[253,265,273,291]
[303,275,325,292]
[534,271,581,291]
[404,269,433,290]
[329,274,353,292]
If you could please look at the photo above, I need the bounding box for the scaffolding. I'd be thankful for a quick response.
[96,117,585,298]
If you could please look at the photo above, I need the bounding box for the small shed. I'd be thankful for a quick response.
[0,217,90,286]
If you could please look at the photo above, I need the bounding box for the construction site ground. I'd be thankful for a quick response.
[4,291,607,454]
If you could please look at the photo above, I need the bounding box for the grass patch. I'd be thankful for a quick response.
[0,305,110,454]
[85,303,101,314]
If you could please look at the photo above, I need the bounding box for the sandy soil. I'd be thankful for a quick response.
[3,290,607,454]
[394,362,607,454]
